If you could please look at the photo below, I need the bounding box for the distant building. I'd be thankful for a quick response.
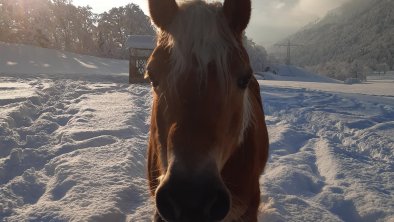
[125,35,156,83]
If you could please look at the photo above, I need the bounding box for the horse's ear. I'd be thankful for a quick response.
[149,0,179,31]
[223,0,251,34]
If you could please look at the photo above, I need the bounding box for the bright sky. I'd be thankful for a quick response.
[73,0,149,14]
[73,0,349,47]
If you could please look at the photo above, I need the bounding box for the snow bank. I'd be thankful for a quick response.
[344,78,362,84]
[256,65,340,83]
[0,42,128,76]
[259,80,394,97]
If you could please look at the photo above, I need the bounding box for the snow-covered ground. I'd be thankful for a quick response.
[255,65,341,83]
[259,84,393,222]
[1,43,393,222]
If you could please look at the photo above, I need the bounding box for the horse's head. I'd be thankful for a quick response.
[147,0,253,221]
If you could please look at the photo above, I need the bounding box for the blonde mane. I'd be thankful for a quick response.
[155,0,252,143]
[157,0,238,87]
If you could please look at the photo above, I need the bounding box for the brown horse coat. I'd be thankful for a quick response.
[146,0,269,221]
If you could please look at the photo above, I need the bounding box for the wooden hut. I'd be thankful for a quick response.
[125,35,156,83]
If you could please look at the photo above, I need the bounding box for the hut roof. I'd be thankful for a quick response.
[125,35,156,50]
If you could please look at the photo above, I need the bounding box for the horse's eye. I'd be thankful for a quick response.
[145,70,159,88]
[237,74,252,89]
[150,77,159,88]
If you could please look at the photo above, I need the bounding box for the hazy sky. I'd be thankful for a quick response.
[73,0,348,46]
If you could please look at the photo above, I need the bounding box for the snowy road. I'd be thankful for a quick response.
[0,76,393,221]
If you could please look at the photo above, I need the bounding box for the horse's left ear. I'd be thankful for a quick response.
[223,0,251,34]
[149,0,179,31]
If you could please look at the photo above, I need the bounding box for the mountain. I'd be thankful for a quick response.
[274,0,394,80]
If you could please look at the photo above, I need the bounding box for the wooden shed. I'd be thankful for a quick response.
[125,35,156,83]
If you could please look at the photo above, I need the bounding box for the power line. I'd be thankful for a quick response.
[275,40,303,65]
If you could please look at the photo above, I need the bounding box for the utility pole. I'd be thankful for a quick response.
[275,40,303,65]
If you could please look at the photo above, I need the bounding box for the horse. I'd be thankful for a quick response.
[146,0,269,221]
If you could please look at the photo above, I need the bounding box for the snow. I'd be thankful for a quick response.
[259,86,393,222]
[344,78,362,85]
[256,65,341,83]
[1,43,393,221]
[0,42,128,76]
[259,80,394,97]
[0,78,153,221]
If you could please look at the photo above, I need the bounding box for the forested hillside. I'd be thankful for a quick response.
[0,0,154,59]
[275,0,394,80]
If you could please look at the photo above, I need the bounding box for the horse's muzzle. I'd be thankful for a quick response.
[156,172,230,222]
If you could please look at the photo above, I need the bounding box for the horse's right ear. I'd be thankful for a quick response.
[223,0,251,35]
[149,0,179,31]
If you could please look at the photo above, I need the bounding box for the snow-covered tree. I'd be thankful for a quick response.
[96,4,154,58]
[243,36,268,72]
[0,0,154,59]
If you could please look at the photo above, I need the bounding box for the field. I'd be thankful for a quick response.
[1,43,393,221]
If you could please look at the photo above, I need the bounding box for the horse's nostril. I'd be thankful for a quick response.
[156,185,179,221]
[209,188,231,221]
[156,180,230,221]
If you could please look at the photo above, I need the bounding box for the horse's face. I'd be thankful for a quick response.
[148,45,252,169]
[147,0,253,221]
